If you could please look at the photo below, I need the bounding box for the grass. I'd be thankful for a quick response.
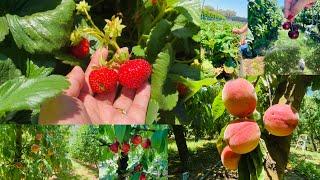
[169,139,320,179]
[286,148,320,180]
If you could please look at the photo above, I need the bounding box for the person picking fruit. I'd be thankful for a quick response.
[39,48,151,124]
[232,23,254,58]
[284,0,317,21]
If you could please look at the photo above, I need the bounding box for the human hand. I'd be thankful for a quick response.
[232,28,241,34]
[284,0,317,21]
[39,48,151,125]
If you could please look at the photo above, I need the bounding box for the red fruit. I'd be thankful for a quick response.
[131,135,142,145]
[140,173,146,180]
[134,163,143,172]
[282,22,291,30]
[288,30,299,39]
[177,83,188,96]
[70,38,90,59]
[141,138,151,149]
[109,142,119,153]
[151,0,157,5]
[121,142,130,154]
[118,59,152,89]
[89,67,118,94]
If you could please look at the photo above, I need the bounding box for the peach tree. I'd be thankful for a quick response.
[0,125,72,178]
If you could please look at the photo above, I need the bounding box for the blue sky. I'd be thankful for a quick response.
[203,0,248,18]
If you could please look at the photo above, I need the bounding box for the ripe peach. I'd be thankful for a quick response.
[222,78,257,117]
[263,104,299,136]
[221,145,241,170]
[224,119,260,154]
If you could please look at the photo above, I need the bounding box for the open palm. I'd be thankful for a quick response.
[39,48,151,124]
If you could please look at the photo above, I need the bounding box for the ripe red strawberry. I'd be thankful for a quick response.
[89,67,118,94]
[131,135,142,146]
[177,83,188,96]
[118,59,152,89]
[134,163,143,172]
[121,142,130,154]
[140,173,146,180]
[70,38,90,59]
[109,141,119,153]
[141,138,151,149]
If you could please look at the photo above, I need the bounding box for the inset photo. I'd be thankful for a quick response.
[248,0,320,75]
[168,75,320,179]
[99,125,168,179]
[0,125,99,179]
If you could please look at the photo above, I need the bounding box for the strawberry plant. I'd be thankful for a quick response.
[99,125,168,179]
[0,0,202,124]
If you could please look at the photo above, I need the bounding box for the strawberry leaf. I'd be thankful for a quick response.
[0,54,21,85]
[0,17,9,42]
[146,19,172,63]
[5,0,75,54]
[151,43,179,110]
[0,75,69,114]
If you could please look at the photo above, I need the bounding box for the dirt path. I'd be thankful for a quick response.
[71,159,98,180]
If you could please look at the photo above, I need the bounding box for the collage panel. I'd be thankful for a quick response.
[248,0,320,75]
[169,76,320,179]
[168,0,320,180]
[0,125,99,179]
[0,0,201,125]
[98,125,168,179]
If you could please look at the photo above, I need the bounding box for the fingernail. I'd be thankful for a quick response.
[287,14,294,20]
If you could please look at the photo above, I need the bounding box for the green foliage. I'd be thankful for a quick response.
[0,125,73,178]
[295,1,320,29]
[198,20,241,69]
[201,8,226,21]
[248,0,282,54]
[70,126,100,165]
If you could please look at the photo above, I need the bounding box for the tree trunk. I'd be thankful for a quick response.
[14,125,22,162]
[263,75,314,180]
[172,125,190,172]
[310,133,317,151]
[117,152,128,179]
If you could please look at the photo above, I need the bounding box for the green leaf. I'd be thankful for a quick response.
[145,99,159,125]
[151,130,167,153]
[26,60,53,78]
[132,45,145,57]
[114,125,131,143]
[146,19,172,63]
[54,51,82,66]
[171,14,199,39]
[212,90,225,120]
[0,17,9,42]
[173,0,201,26]
[5,0,75,54]
[170,63,201,80]
[151,44,179,110]
[0,54,21,85]
[0,75,69,114]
